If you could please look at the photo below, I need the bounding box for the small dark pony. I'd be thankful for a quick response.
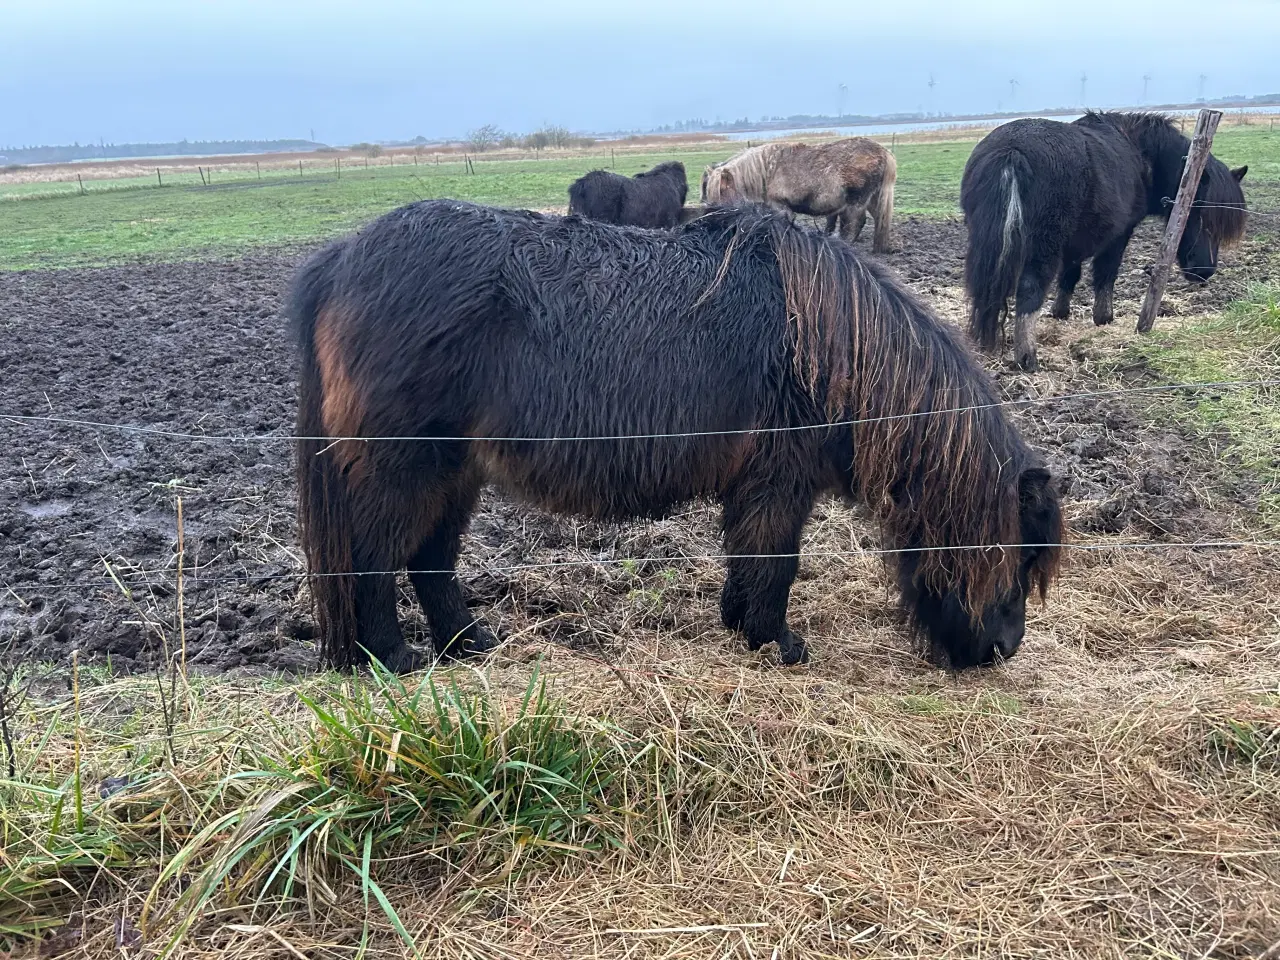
[567,161,688,228]
[291,200,1063,673]
[962,111,1247,370]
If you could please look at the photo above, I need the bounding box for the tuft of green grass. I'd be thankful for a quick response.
[0,662,627,954]
[144,660,625,952]
[1208,717,1280,770]
[1122,284,1280,528]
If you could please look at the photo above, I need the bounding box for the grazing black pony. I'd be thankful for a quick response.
[962,111,1248,370]
[567,161,689,228]
[291,200,1063,673]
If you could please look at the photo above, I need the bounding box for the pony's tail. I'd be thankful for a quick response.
[964,153,1028,352]
[872,151,897,253]
[291,244,360,669]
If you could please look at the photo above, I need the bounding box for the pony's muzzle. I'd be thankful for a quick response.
[991,627,1024,662]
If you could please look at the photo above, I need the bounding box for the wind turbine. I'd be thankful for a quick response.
[1080,72,1088,106]
[927,73,937,116]
[1142,74,1151,103]
[1009,78,1020,103]
[837,83,848,118]
[1198,73,1208,101]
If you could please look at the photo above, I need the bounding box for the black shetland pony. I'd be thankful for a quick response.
[962,112,1247,371]
[568,161,688,228]
[292,200,1063,673]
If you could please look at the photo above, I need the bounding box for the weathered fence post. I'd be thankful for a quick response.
[1137,108,1223,334]
[77,174,85,195]
[256,161,261,179]
[156,168,162,187]
[299,159,303,177]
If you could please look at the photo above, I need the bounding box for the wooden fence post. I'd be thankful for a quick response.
[1137,108,1223,334]
[77,174,85,195]
[256,161,261,179]
[299,159,303,177]
[156,168,162,187]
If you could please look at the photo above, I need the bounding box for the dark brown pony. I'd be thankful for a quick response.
[962,111,1247,370]
[292,200,1062,672]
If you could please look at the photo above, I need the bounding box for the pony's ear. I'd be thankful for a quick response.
[1231,165,1248,182]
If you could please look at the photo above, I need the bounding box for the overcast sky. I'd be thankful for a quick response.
[3,0,1278,146]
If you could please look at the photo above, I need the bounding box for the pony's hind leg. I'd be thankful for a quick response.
[839,206,869,243]
[720,475,815,665]
[1012,257,1058,372]
[1050,260,1082,319]
[347,494,421,672]
[1089,230,1134,326]
[407,468,497,660]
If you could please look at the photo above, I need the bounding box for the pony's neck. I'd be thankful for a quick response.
[1130,119,1188,214]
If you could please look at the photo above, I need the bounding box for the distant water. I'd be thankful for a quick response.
[721,106,1280,142]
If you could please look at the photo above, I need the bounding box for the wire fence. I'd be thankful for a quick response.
[10,537,1280,600]
[4,375,1279,601]
[4,379,1278,446]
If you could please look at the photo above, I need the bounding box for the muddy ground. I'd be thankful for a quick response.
[1,215,1276,674]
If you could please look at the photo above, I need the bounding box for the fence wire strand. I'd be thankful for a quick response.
[5,379,1278,600]
[3,379,1278,446]
[9,539,1280,598]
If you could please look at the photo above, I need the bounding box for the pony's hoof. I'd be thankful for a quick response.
[1092,313,1114,327]
[1014,350,1040,373]
[777,632,810,666]
[377,644,426,674]
[1049,305,1070,320]
[437,625,499,661]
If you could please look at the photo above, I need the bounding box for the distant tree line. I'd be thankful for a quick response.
[464,124,594,152]
[0,138,326,165]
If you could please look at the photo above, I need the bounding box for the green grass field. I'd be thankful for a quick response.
[6,127,1273,272]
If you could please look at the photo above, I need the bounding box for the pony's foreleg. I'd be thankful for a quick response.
[407,468,497,660]
[720,479,814,665]
[1089,229,1134,326]
[1049,261,1082,319]
[1012,257,1057,372]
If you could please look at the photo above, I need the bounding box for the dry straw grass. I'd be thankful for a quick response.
[5,504,1280,958]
